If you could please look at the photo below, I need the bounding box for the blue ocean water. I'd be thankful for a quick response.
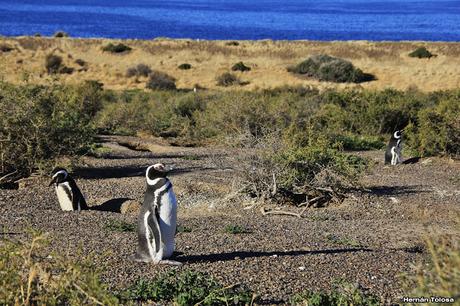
[0,0,459,41]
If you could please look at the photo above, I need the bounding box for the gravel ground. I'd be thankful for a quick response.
[1,135,459,304]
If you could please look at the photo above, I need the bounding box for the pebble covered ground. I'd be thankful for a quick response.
[1,135,459,304]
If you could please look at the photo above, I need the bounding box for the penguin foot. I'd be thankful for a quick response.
[157,259,183,266]
[129,253,152,263]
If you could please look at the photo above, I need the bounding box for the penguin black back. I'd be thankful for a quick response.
[49,168,88,211]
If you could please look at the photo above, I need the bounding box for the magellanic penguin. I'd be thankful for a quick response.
[130,163,181,265]
[49,168,88,211]
[385,130,403,165]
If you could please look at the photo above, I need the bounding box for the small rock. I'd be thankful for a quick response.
[120,200,141,215]
[298,266,305,271]
[389,197,400,204]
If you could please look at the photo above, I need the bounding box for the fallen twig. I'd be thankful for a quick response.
[0,170,18,183]
[260,206,302,218]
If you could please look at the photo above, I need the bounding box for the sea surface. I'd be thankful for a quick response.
[0,0,460,41]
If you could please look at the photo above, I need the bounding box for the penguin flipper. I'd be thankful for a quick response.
[146,208,163,258]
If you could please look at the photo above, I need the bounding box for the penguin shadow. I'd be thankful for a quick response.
[90,197,131,213]
[363,185,430,197]
[175,247,372,264]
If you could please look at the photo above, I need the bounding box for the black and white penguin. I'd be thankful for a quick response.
[48,168,88,211]
[130,163,180,265]
[385,130,403,165]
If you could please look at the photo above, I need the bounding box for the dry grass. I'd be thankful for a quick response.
[1,37,460,91]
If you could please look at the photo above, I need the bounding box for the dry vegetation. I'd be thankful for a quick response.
[1,37,460,91]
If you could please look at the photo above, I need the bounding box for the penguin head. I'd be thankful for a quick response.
[393,130,403,139]
[49,168,68,186]
[146,163,168,185]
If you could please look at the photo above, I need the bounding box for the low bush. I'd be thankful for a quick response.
[291,280,380,305]
[0,231,118,305]
[224,225,250,234]
[102,43,132,53]
[44,54,74,74]
[126,63,152,77]
[226,41,239,46]
[178,63,192,70]
[53,31,69,38]
[75,58,86,66]
[405,96,460,157]
[119,270,253,305]
[104,219,135,232]
[0,82,100,180]
[146,71,176,90]
[232,61,251,72]
[402,232,459,301]
[45,54,63,74]
[216,72,241,87]
[289,54,372,83]
[408,46,434,59]
[0,44,13,52]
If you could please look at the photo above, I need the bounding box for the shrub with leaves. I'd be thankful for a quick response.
[120,270,253,305]
[0,231,119,305]
[216,72,241,87]
[237,132,367,206]
[45,54,63,74]
[126,63,152,77]
[402,231,460,300]
[0,82,100,181]
[408,46,434,59]
[178,63,192,70]
[291,280,380,306]
[232,61,251,72]
[0,44,13,52]
[146,70,177,90]
[289,55,372,83]
[102,43,132,53]
[53,31,69,38]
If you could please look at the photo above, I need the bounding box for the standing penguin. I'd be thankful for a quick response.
[49,168,88,211]
[385,130,403,165]
[130,163,180,265]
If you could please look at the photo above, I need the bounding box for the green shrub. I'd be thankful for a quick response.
[402,232,460,300]
[291,281,380,306]
[224,225,249,234]
[0,231,118,305]
[335,134,385,151]
[0,44,13,52]
[216,72,241,87]
[75,58,86,66]
[225,41,239,46]
[176,225,192,233]
[146,71,176,90]
[178,63,192,70]
[408,46,434,59]
[120,270,253,305]
[289,55,372,83]
[0,82,99,179]
[406,97,460,157]
[232,61,251,72]
[102,43,132,53]
[45,54,63,74]
[54,31,69,38]
[104,219,135,232]
[126,63,152,77]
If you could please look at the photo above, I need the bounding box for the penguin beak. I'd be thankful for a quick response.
[48,177,57,186]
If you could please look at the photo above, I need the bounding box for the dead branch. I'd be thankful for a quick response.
[260,206,302,218]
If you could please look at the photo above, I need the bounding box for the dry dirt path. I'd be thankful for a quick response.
[1,135,459,304]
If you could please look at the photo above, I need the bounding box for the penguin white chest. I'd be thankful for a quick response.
[158,189,178,258]
[55,183,73,211]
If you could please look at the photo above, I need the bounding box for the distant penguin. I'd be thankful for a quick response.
[385,130,403,165]
[130,163,180,265]
[49,168,88,211]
